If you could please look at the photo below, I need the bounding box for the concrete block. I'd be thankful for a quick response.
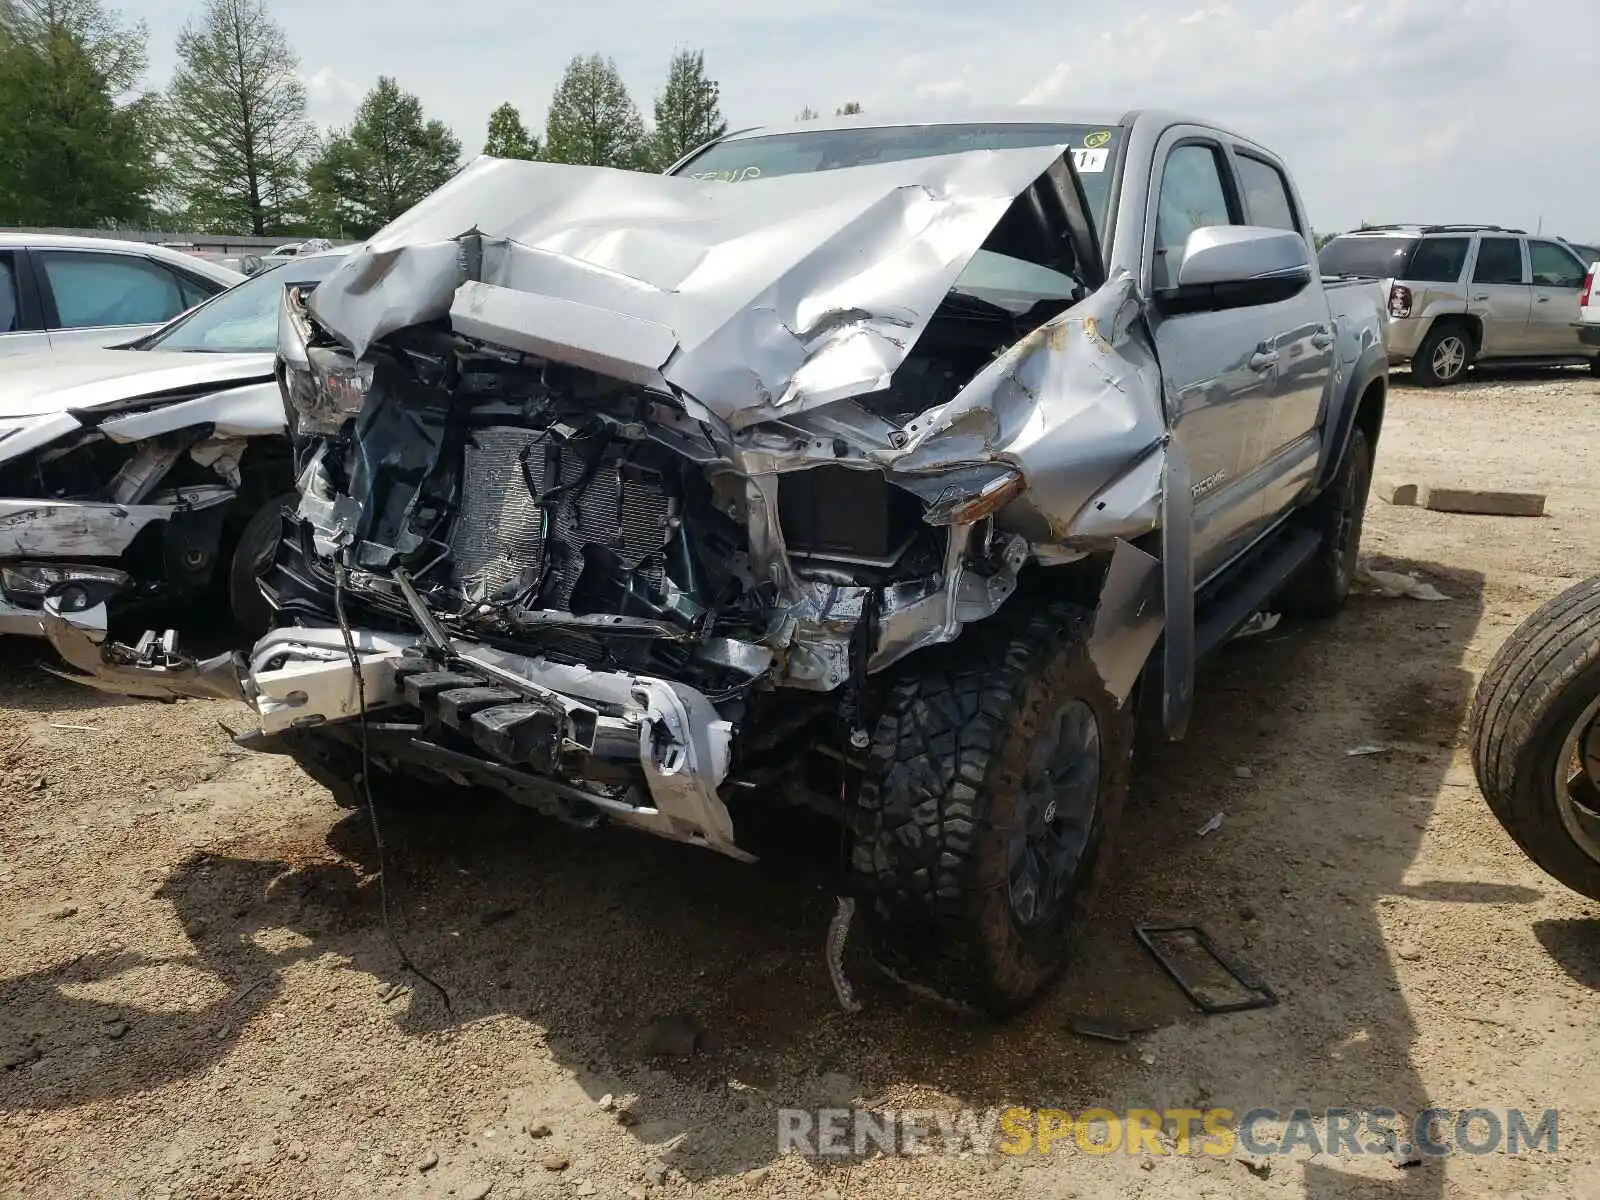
[1416,486,1545,517]
[1377,478,1418,506]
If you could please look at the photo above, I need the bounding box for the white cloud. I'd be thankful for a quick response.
[300,66,364,129]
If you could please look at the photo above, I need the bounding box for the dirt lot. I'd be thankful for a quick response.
[4,369,1600,1200]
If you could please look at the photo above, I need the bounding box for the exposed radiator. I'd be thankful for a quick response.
[448,425,675,611]
[451,426,549,604]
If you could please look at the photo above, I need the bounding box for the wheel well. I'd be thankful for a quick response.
[1428,313,1482,354]
[227,437,294,529]
[1354,378,1385,454]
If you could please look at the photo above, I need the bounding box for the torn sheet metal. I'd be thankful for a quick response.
[0,486,233,558]
[310,148,1074,426]
[1088,538,1165,706]
[95,380,284,443]
[869,272,1168,553]
[38,598,245,701]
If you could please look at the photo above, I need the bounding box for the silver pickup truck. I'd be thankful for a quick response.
[43,108,1388,1015]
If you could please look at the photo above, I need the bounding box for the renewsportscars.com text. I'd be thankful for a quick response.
[777,1106,1559,1159]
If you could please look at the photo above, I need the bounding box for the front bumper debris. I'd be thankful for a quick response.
[41,602,749,861]
[40,594,243,699]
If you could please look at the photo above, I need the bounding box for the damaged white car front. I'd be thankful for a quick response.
[0,354,284,639]
[2,253,351,644]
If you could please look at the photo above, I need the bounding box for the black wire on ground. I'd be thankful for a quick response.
[332,561,452,1013]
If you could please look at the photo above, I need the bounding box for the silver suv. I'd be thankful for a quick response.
[1319,224,1600,386]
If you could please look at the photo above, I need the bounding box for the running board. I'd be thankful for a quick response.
[1193,525,1322,658]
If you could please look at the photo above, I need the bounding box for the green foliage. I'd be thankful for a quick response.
[835,101,862,115]
[796,105,819,121]
[306,75,461,238]
[483,101,539,160]
[646,48,725,171]
[0,0,163,225]
[164,0,314,236]
[543,54,645,169]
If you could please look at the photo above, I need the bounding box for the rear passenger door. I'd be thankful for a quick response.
[33,248,199,350]
[1466,237,1532,357]
[1526,239,1589,356]
[0,249,50,359]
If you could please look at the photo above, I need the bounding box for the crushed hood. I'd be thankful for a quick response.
[0,347,274,421]
[307,147,1076,427]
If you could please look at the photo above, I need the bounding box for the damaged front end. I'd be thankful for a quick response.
[0,380,283,637]
[44,150,1173,858]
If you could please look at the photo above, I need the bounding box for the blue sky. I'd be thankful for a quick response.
[121,0,1600,237]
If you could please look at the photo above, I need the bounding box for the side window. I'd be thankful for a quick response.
[1472,238,1524,286]
[0,254,19,334]
[37,251,187,330]
[1528,240,1586,288]
[1153,142,1236,289]
[1406,237,1470,283]
[1234,153,1299,232]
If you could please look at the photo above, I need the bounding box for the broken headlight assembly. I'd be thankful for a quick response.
[920,467,1027,527]
[1,563,132,610]
[278,285,375,437]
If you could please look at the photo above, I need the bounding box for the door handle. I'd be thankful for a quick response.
[1536,295,1550,303]
[1310,327,1334,349]
[1472,295,1490,302]
[1249,350,1279,372]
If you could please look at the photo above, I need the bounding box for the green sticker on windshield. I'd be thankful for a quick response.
[1082,130,1112,149]
[688,166,763,183]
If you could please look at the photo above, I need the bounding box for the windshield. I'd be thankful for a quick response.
[139,254,344,352]
[1318,235,1417,279]
[672,122,1123,243]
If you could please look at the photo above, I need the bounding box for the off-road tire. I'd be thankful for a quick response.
[1413,321,1473,387]
[1468,576,1600,901]
[227,492,296,638]
[1275,425,1373,619]
[851,599,1133,1017]
[1588,355,1600,377]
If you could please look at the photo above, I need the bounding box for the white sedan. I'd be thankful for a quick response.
[0,250,347,640]
[0,233,242,359]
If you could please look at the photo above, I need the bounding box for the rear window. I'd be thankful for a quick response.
[673,122,1124,243]
[1405,237,1470,283]
[1318,235,1417,278]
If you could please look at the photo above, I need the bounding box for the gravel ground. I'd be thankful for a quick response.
[3,367,1600,1200]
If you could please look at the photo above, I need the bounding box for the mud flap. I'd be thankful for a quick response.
[1160,439,1195,740]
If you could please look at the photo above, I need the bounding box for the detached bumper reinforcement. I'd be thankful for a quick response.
[39,604,749,861]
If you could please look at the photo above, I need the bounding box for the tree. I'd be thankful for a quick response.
[306,76,461,238]
[543,54,645,169]
[795,105,818,121]
[164,0,314,236]
[0,0,163,225]
[483,101,539,160]
[835,101,862,115]
[646,48,725,170]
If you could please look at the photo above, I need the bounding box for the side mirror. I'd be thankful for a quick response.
[240,254,263,276]
[1158,226,1312,314]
